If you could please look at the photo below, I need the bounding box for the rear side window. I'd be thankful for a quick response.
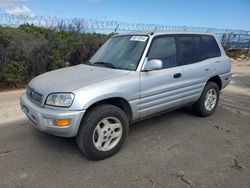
[194,36,205,61]
[201,35,221,58]
[148,36,177,69]
[177,36,198,65]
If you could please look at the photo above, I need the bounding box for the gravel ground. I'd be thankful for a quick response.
[0,61,250,188]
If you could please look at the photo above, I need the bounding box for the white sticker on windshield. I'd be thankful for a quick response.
[130,36,148,42]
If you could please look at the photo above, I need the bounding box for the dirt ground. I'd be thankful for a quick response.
[0,61,250,187]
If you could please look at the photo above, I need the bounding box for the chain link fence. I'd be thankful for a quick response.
[0,13,250,50]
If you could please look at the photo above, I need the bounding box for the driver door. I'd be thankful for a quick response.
[139,35,184,118]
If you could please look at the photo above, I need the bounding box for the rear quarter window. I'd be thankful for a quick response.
[201,35,221,59]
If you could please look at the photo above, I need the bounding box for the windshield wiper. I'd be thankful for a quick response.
[91,62,117,69]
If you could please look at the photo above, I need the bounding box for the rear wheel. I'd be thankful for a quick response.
[76,104,129,160]
[193,81,219,117]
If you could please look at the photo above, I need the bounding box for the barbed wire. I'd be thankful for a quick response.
[1,13,249,34]
[0,13,250,49]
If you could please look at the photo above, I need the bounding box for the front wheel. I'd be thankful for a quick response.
[193,81,219,117]
[76,104,129,160]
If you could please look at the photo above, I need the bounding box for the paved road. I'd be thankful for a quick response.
[0,61,250,188]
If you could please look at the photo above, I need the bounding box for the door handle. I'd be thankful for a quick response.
[173,73,182,78]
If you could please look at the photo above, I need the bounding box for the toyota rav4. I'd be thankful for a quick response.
[20,31,231,160]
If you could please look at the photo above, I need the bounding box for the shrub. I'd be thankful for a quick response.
[3,60,28,87]
[0,25,111,89]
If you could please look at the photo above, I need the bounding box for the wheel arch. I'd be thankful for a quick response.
[84,97,133,122]
[207,75,222,90]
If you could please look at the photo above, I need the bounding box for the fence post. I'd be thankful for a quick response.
[114,24,119,33]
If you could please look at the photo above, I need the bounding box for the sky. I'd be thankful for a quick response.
[0,0,249,30]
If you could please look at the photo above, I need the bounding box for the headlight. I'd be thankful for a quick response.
[46,93,74,107]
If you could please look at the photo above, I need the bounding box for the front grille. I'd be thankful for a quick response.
[26,87,44,106]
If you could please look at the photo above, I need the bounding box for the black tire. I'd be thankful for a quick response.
[192,81,220,117]
[76,104,129,160]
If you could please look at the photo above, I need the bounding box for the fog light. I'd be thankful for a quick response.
[55,119,71,127]
[44,118,54,127]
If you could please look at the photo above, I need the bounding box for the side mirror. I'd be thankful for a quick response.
[142,59,163,71]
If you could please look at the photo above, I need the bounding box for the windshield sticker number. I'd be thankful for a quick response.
[130,36,148,42]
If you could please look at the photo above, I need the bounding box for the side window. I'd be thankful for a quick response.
[201,35,221,59]
[177,36,198,65]
[194,36,206,61]
[147,36,177,69]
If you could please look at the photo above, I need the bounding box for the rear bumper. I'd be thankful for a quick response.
[219,72,232,90]
[20,94,85,137]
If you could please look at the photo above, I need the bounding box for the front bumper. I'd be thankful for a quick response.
[20,94,85,137]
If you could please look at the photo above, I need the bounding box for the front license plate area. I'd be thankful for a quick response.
[22,104,37,125]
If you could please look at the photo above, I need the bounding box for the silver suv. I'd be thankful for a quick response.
[20,31,231,160]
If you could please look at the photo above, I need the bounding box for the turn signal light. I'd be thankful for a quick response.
[55,119,71,127]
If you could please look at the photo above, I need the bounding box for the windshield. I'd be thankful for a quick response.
[89,35,148,71]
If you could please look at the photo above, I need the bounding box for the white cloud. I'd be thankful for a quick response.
[5,5,35,17]
[0,0,35,17]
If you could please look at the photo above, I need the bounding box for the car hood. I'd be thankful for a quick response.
[28,64,130,95]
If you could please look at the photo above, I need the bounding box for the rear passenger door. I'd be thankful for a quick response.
[139,36,184,118]
[177,35,221,104]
